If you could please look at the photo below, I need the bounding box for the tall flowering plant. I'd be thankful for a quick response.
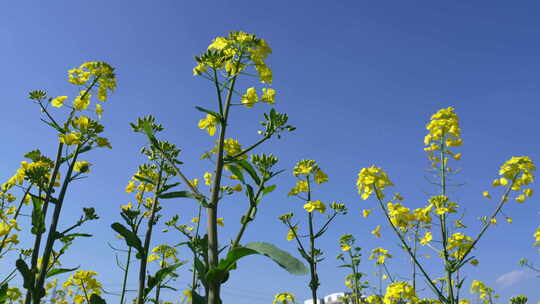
[0,62,116,304]
[136,31,306,304]
[357,107,535,303]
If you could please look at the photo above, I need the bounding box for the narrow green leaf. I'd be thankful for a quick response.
[246,242,308,275]
[46,267,79,278]
[195,106,222,121]
[158,182,181,194]
[226,165,245,183]
[236,160,261,185]
[111,223,144,256]
[133,174,155,185]
[158,191,193,200]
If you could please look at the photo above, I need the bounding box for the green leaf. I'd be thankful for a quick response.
[262,184,277,196]
[145,262,185,297]
[226,165,245,183]
[192,290,206,304]
[0,284,9,303]
[245,242,308,275]
[31,196,46,235]
[236,160,261,185]
[195,106,222,122]
[133,174,155,185]
[15,259,34,290]
[89,294,107,304]
[111,223,144,257]
[46,267,79,278]
[61,233,92,239]
[158,182,181,194]
[158,191,194,200]
[217,247,258,272]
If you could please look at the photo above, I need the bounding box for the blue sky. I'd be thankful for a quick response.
[1,1,539,303]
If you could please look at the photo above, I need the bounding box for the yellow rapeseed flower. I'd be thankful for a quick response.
[51,96,68,108]
[371,225,381,238]
[303,200,326,213]
[198,114,219,136]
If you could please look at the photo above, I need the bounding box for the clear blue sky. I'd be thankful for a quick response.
[1,1,539,303]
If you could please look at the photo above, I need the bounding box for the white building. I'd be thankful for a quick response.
[304,292,349,304]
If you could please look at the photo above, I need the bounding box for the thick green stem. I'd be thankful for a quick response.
[207,55,242,304]
[33,144,81,304]
[136,163,165,304]
[439,138,454,303]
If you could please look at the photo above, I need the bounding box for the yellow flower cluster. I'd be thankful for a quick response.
[62,270,102,304]
[292,160,328,182]
[446,232,473,260]
[272,292,295,304]
[2,159,55,191]
[383,281,417,304]
[288,180,308,196]
[424,107,463,168]
[424,107,462,149]
[210,138,246,160]
[470,280,496,304]
[240,87,276,108]
[369,247,392,265]
[303,200,326,213]
[194,31,273,84]
[68,62,116,101]
[420,231,433,245]
[286,226,298,241]
[387,202,415,231]
[339,234,354,251]
[493,156,535,203]
[147,244,179,267]
[427,195,458,215]
[357,166,393,200]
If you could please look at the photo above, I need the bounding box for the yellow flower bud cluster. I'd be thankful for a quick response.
[339,234,354,252]
[470,280,495,304]
[194,31,273,84]
[427,195,458,215]
[369,247,392,265]
[493,156,535,203]
[272,292,295,304]
[446,232,473,260]
[424,107,463,168]
[357,166,393,200]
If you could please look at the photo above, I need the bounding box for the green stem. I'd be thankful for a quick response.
[119,246,132,304]
[33,144,81,304]
[439,137,454,303]
[306,177,318,304]
[207,53,243,304]
[136,162,165,304]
